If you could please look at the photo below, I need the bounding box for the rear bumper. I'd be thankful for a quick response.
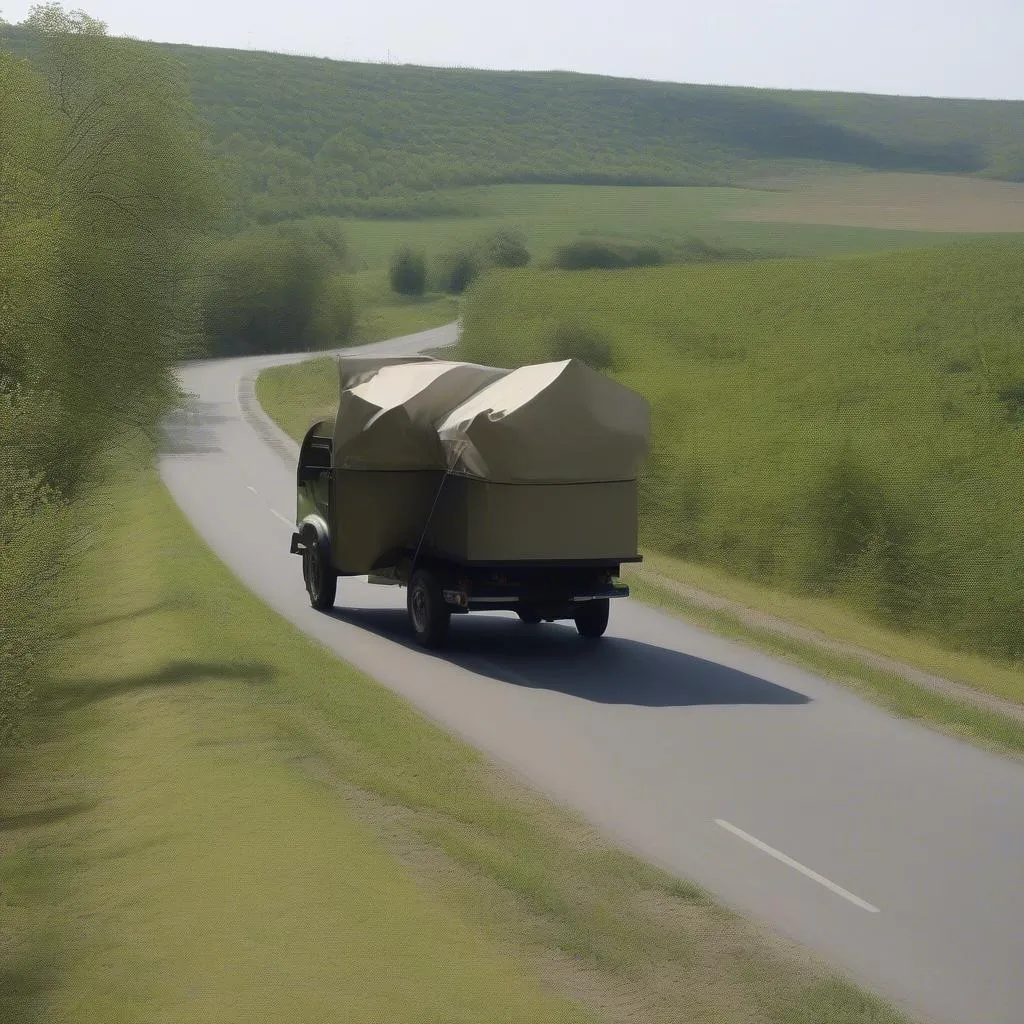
[442,581,629,611]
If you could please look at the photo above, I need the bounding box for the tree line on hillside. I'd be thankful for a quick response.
[5,20,1023,226]
[388,234,761,300]
[0,6,216,746]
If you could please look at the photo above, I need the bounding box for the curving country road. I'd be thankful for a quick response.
[159,324,1024,1024]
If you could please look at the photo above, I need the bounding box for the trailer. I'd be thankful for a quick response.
[288,353,650,649]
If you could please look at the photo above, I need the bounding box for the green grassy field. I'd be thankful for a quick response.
[0,456,909,1023]
[352,293,460,344]
[341,180,1013,279]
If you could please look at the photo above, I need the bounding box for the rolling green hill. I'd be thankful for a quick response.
[4,22,1024,224]
[457,239,1024,665]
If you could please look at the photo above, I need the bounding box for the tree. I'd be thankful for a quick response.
[436,250,477,294]
[10,3,220,493]
[389,247,427,296]
[482,230,530,268]
[200,230,332,356]
[0,3,216,745]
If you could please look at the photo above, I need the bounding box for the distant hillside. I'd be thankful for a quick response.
[5,24,1024,223]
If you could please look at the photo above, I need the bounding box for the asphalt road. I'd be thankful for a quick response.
[159,325,1024,1024]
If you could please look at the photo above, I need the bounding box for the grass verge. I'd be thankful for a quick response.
[0,457,589,1024]
[635,552,1024,707]
[254,355,339,442]
[0,454,910,1023]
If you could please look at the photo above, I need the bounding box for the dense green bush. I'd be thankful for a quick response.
[482,230,531,269]
[389,247,428,296]
[200,231,334,356]
[548,320,614,371]
[194,215,357,357]
[551,241,665,270]
[199,234,360,356]
[436,250,479,294]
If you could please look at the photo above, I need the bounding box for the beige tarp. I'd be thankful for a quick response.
[333,355,649,482]
[332,359,509,470]
[326,353,651,570]
[437,359,650,483]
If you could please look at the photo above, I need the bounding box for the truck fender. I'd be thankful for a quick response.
[290,514,331,557]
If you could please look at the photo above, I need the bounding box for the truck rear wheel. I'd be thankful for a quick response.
[408,568,450,649]
[574,598,609,639]
[303,537,337,610]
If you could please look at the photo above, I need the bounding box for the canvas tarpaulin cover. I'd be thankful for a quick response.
[332,358,509,470]
[333,355,650,482]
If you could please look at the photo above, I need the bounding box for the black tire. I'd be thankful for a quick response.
[517,607,543,625]
[407,568,450,649]
[574,598,609,639]
[303,536,337,610]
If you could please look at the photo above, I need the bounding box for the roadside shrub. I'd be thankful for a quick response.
[389,247,427,295]
[548,319,614,371]
[436,249,478,294]
[0,441,70,747]
[552,240,665,271]
[482,230,530,268]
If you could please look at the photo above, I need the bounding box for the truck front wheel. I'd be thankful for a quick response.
[303,537,337,610]
[574,598,609,639]
[408,568,450,649]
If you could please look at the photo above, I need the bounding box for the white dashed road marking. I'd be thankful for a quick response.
[715,818,880,913]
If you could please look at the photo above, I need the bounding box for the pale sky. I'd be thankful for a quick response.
[4,0,1023,100]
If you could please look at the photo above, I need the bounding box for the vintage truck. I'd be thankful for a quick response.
[289,353,650,649]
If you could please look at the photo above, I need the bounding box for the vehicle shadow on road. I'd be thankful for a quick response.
[329,607,810,708]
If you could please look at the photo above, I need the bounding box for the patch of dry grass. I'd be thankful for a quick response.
[732,172,1024,232]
